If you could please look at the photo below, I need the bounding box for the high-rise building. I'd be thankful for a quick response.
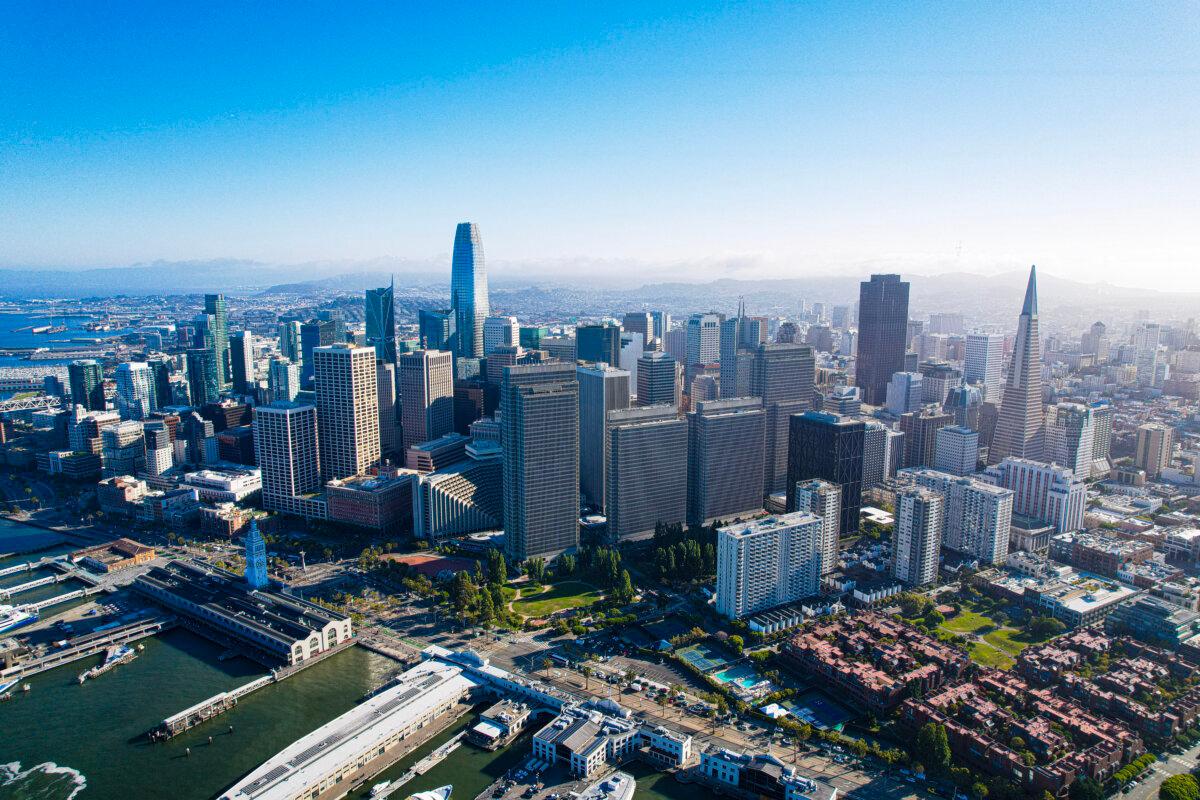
[933,425,979,476]
[637,351,680,407]
[376,360,400,461]
[450,222,489,359]
[686,312,723,374]
[243,519,269,590]
[964,333,1004,402]
[1135,422,1173,478]
[908,468,1013,565]
[793,479,840,575]
[650,311,671,344]
[399,349,455,453]
[115,362,154,421]
[186,348,220,407]
[277,320,301,362]
[268,358,301,403]
[1046,402,1095,478]
[577,364,630,510]
[577,324,622,367]
[1090,400,1114,464]
[418,308,456,352]
[148,358,173,410]
[751,343,816,495]
[300,319,336,387]
[101,421,145,477]
[69,359,105,411]
[861,420,900,488]
[919,361,961,406]
[501,363,579,562]
[990,267,1045,463]
[1134,323,1162,387]
[606,405,688,541]
[254,401,322,516]
[622,312,654,349]
[314,345,380,481]
[983,457,1086,533]
[786,411,864,534]
[204,293,231,388]
[928,312,965,335]
[1080,321,1109,363]
[885,372,924,416]
[855,274,910,405]
[892,487,943,586]
[944,382,983,431]
[715,512,823,618]
[898,407,952,469]
[483,315,519,355]
[229,330,255,395]
[143,419,173,476]
[687,397,765,526]
[365,280,397,363]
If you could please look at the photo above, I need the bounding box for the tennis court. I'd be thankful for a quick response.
[784,689,855,730]
[676,642,731,673]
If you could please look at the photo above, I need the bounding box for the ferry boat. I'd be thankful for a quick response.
[78,644,137,683]
[405,787,452,800]
[0,604,38,635]
[576,772,635,800]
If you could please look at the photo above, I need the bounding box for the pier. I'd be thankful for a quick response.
[0,556,55,578]
[0,615,177,681]
[373,731,467,798]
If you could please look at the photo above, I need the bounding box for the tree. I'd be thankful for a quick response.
[1028,615,1066,639]
[541,657,553,676]
[526,557,547,583]
[728,635,745,654]
[581,665,592,689]
[487,549,507,584]
[1068,777,1104,800]
[1160,775,1200,800]
[559,554,576,576]
[914,722,951,773]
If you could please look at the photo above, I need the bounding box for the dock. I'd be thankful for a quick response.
[371,731,467,798]
[0,614,176,682]
[0,556,55,578]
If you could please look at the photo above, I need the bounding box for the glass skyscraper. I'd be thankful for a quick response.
[365,280,397,363]
[450,222,489,359]
[855,274,910,406]
[204,293,230,389]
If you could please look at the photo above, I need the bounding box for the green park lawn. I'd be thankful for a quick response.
[940,610,995,635]
[510,580,602,618]
[939,601,1036,669]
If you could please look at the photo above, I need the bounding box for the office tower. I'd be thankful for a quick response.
[1134,323,1162,386]
[619,332,643,396]
[501,363,579,563]
[964,333,1004,403]
[254,401,322,516]
[908,469,1013,565]
[1135,422,1173,478]
[686,312,723,373]
[892,487,943,586]
[990,267,1045,464]
[752,343,816,495]
[519,326,548,349]
[919,361,961,405]
[984,457,1086,533]
[204,293,230,387]
[830,305,852,330]
[786,411,864,533]
[115,362,154,421]
[143,419,173,476]
[229,330,255,395]
[1046,402,1095,478]
[606,405,688,541]
[541,335,576,363]
[793,479,840,575]
[861,420,899,488]
[823,385,862,416]
[376,360,400,461]
[577,364,630,510]
[486,344,550,385]
[100,421,145,477]
[928,312,965,335]
[483,315,519,355]
[855,274,910,405]
[885,372,924,416]
[805,325,835,354]
[243,520,269,590]
[650,311,671,344]
[637,351,680,407]
[268,358,301,402]
[68,359,105,411]
[577,324,622,367]
[186,348,220,407]
[690,373,720,402]
[898,407,952,469]
[719,303,763,398]
[715,512,823,618]
[687,398,765,526]
[622,312,654,348]
[776,322,799,344]
[148,358,172,410]
[450,222,489,358]
[933,425,979,476]
[1090,400,1114,464]
[277,320,302,361]
[1080,321,1109,362]
[364,280,397,363]
[418,308,456,351]
[399,349,455,453]
[314,345,380,481]
[300,319,336,386]
[944,382,983,431]
[664,328,688,364]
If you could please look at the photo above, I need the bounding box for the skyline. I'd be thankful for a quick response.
[3,2,1199,289]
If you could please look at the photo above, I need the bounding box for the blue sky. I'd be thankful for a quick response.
[2,1,1198,288]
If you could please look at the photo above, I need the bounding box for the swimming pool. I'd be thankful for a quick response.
[712,663,762,689]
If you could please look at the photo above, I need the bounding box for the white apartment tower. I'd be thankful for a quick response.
[314,345,380,481]
[716,512,823,618]
[792,479,840,575]
[892,487,943,586]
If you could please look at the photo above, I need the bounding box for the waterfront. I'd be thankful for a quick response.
[0,312,131,368]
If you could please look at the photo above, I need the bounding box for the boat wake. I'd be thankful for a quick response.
[0,761,86,799]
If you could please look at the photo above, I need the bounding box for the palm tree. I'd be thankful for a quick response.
[581,665,592,689]
[541,657,553,677]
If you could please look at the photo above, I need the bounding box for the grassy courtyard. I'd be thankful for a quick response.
[938,600,1039,670]
[510,580,602,618]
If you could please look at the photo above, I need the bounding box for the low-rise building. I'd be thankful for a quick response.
[96,475,149,515]
[71,538,156,573]
[699,748,835,800]
[326,469,415,537]
[182,468,262,503]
